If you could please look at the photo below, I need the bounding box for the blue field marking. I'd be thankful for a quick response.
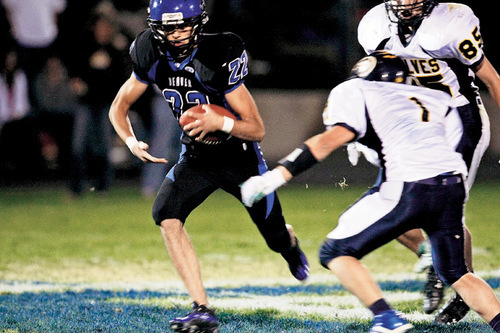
[1,279,499,332]
[0,289,492,333]
[205,277,500,296]
[0,290,167,332]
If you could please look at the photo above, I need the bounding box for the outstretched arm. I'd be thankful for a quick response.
[109,74,168,164]
[241,126,355,207]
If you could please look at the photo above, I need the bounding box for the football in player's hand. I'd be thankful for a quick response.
[179,104,237,145]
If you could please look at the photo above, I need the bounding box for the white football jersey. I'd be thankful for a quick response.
[358,3,483,108]
[323,79,467,182]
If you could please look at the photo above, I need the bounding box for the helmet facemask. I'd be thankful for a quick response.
[147,0,208,60]
[149,20,204,59]
[384,0,437,28]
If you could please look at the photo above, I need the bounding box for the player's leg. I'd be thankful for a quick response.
[152,162,220,332]
[282,223,310,281]
[452,274,500,326]
[464,225,473,271]
[244,190,310,281]
[434,103,490,323]
[455,102,488,273]
[319,181,417,332]
[375,167,435,271]
[455,104,489,269]
[327,256,384,307]
[396,228,426,255]
[397,228,444,314]
[221,163,310,281]
[328,256,413,333]
[160,218,207,305]
[159,218,219,332]
[425,181,500,331]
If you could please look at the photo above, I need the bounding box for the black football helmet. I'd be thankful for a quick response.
[384,0,437,27]
[350,51,410,84]
[147,0,208,58]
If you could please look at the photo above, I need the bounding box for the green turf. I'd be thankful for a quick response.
[1,181,499,283]
[1,182,500,332]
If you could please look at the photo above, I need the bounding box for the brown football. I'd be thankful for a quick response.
[179,104,237,145]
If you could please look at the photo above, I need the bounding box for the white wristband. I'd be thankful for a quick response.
[221,116,235,134]
[125,136,138,152]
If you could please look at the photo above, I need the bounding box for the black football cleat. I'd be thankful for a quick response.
[434,293,470,324]
[170,302,220,333]
[423,266,444,314]
[281,237,310,281]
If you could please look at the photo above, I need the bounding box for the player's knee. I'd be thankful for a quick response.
[151,201,166,226]
[436,268,467,286]
[319,238,345,269]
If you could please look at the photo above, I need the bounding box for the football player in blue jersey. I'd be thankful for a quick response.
[109,1,309,332]
[356,0,500,322]
[241,51,500,333]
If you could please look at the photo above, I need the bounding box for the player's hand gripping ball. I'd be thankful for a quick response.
[179,104,237,145]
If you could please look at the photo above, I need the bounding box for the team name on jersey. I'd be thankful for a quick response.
[403,58,441,75]
[168,77,193,88]
[402,58,452,95]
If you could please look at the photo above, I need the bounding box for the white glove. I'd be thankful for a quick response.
[241,169,287,207]
[347,142,380,167]
[346,143,360,166]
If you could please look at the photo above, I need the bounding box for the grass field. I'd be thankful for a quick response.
[1,181,500,332]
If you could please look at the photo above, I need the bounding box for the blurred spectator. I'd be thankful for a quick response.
[0,51,29,125]
[0,50,43,178]
[66,11,130,196]
[1,0,66,109]
[35,57,76,116]
[107,0,149,36]
[34,56,77,172]
[0,4,12,55]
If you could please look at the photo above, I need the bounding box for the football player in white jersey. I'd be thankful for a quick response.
[240,51,500,333]
[357,0,500,322]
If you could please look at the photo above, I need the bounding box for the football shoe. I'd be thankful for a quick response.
[281,236,310,281]
[413,239,433,273]
[170,302,219,333]
[423,266,444,314]
[434,293,470,324]
[370,310,413,333]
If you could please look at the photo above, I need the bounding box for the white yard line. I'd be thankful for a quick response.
[1,277,493,324]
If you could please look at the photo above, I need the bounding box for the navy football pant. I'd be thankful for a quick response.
[152,159,292,253]
[319,176,468,285]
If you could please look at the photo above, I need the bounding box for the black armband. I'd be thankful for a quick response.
[278,144,318,176]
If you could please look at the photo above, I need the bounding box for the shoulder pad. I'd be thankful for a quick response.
[130,30,160,82]
[358,4,391,54]
[422,3,482,64]
[197,32,245,66]
[427,3,478,33]
[195,32,248,93]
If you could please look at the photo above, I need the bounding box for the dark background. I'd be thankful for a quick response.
[16,0,494,90]
[0,1,498,187]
